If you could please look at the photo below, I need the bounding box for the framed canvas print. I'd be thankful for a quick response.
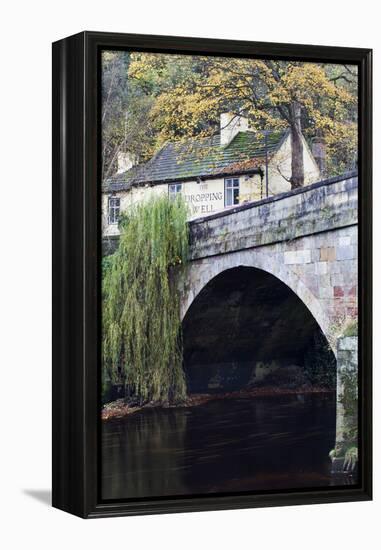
[52,32,372,518]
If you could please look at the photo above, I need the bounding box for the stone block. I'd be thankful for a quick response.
[336,246,355,261]
[327,262,341,274]
[319,274,332,286]
[330,191,349,206]
[344,178,358,192]
[337,336,358,352]
[311,248,321,262]
[338,260,356,274]
[344,276,358,291]
[347,188,358,201]
[284,250,311,264]
[334,286,345,297]
[302,263,316,275]
[319,285,332,299]
[320,246,336,261]
[303,272,318,286]
[338,236,351,246]
[331,273,344,286]
[337,350,352,364]
[315,261,328,275]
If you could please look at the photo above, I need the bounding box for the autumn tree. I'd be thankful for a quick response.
[102,51,196,178]
[128,55,357,188]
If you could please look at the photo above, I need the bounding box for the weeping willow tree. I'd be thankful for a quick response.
[102,195,189,404]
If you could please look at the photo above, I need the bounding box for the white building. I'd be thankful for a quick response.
[102,114,320,238]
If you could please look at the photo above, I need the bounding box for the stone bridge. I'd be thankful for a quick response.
[179,172,357,344]
[177,172,358,458]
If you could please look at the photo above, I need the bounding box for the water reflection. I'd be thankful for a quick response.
[101,393,355,500]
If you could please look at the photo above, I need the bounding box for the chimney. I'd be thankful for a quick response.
[117,151,138,174]
[220,112,249,146]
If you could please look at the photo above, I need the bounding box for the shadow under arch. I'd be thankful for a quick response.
[180,251,332,349]
[182,265,336,394]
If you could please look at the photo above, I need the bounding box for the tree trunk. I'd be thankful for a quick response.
[290,101,304,189]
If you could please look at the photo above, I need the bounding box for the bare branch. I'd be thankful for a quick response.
[344,65,357,77]
[275,163,292,183]
[102,57,118,124]
[330,73,354,84]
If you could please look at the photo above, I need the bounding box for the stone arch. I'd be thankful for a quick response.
[181,263,337,396]
[179,248,332,349]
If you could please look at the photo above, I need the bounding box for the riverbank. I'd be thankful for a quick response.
[101,386,334,421]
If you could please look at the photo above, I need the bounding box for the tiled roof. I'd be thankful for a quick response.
[104,130,288,191]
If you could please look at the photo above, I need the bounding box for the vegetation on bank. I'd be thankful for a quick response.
[342,318,358,337]
[102,196,189,404]
[102,385,335,421]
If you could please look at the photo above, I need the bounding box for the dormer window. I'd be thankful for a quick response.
[108,196,120,224]
[225,178,240,206]
[168,183,182,199]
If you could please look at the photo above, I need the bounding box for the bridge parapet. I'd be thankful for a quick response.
[189,172,358,261]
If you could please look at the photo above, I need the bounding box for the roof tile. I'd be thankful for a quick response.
[104,130,288,191]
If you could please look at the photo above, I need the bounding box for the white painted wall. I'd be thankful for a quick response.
[268,133,321,194]
[220,112,249,145]
[102,183,168,236]
[102,173,265,235]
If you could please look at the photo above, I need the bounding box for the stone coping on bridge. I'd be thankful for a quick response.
[189,171,358,226]
[189,172,358,261]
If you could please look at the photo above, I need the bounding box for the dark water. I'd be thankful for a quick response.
[101,393,353,501]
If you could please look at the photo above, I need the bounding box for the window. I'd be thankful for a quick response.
[168,183,182,199]
[108,196,120,224]
[225,178,240,206]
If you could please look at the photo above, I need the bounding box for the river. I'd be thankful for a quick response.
[101,392,355,500]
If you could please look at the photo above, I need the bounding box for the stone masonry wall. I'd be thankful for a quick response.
[335,336,358,446]
[178,173,358,347]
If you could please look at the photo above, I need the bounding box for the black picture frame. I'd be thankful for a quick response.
[52,31,372,518]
